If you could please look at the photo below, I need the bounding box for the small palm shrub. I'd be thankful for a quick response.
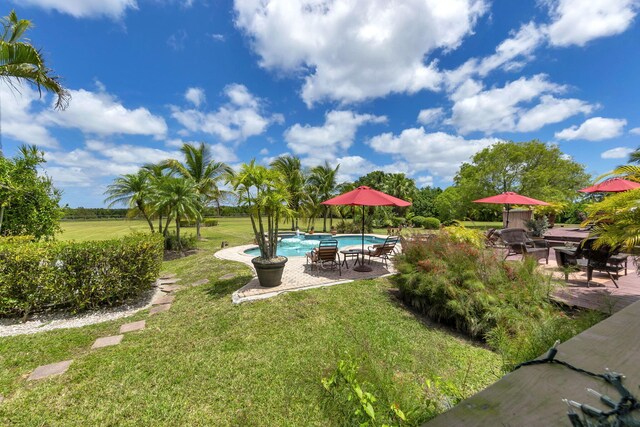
[394,232,602,369]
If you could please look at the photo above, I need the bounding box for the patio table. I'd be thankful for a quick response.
[340,249,364,269]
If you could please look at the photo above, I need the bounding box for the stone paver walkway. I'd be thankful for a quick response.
[189,278,209,287]
[119,320,146,333]
[150,304,171,315]
[28,360,73,381]
[152,295,175,305]
[216,241,397,304]
[92,334,123,349]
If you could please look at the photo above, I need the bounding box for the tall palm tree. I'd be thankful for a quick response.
[307,162,340,232]
[104,170,155,232]
[166,142,232,238]
[271,155,306,230]
[151,176,201,250]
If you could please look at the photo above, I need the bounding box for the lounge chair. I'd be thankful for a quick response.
[306,239,341,275]
[497,228,549,264]
[366,236,399,267]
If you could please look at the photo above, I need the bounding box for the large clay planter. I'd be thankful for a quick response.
[251,256,288,288]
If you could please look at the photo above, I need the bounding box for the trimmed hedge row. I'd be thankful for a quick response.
[178,218,219,228]
[0,233,164,318]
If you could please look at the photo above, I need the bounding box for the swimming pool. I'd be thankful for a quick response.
[243,234,386,258]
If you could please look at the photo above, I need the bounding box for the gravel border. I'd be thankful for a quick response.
[0,284,164,338]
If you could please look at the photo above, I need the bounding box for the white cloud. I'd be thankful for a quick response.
[367,128,499,177]
[630,127,640,135]
[41,88,167,138]
[545,0,639,46]
[185,87,206,107]
[284,110,386,166]
[417,108,445,125]
[167,29,188,50]
[171,84,281,142]
[555,117,627,141]
[601,147,635,159]
[210,33,226,42]
[448,74,594,134]
[415,175,435,187]
[15,0,138,19]
[234,0,488,105]
[0,83,58,148]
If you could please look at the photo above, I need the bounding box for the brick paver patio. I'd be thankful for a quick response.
[216,240,396,303]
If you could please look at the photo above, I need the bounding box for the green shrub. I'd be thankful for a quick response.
[0,233,163,318]
[394,232,601,369]
[411,216,427,227]
[336,220,371,234]
[0,235,35,245]
[422,217,441,230]
[164,232,197,251]
[203,218,219,227]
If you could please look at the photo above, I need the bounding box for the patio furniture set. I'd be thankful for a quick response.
[305,236,399,275]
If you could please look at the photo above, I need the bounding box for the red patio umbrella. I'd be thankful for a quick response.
[322,186,411,272]
[578,178,640,193]
[473,191,549,228]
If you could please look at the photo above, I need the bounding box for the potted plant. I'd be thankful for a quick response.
[330,226,337,236]
[309,226,315,235]
[231,160,292,287]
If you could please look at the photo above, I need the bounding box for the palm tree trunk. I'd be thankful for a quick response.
[158,213,162,234]
[176,215,182,251]
[323,207,328,232]
[196,218,201,239]
[0,205,4,234]
[137,201,154,233]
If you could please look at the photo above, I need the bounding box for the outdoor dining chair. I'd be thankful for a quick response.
[306,239,341,276]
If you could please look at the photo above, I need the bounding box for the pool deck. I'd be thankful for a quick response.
[216,235,396,303]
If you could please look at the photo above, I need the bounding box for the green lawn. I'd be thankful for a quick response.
[1,220,502,425]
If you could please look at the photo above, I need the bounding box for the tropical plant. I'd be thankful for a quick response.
[151,176,201,250]
[141,161,172,233]
[104,170,155,232]
[584,189,640,251]
[165,142,232,238]
[307,161,340,232]
[0,144,62,239]
[230,160,291,260]
[271,155,306,230]
[0,10,69,111]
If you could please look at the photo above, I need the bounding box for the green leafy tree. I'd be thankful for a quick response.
[0,144,62,238]
[307,162,340,232]
[104,170,155,232]
[166,142,232,238]
[271,155,306,230]
[451,140,590,220]
[151,176,201,249]
[413,186,443,218]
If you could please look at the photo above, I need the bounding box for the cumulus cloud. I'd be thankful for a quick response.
[171,84,282,142]
[234,0,487,106]
[41,88,167,138]
[15,0,138,19]
[284,110,386,166]
[448,75,594,134]
[0,83,58,148]
[544,0,639,46]
[601,147,635,159]
[185,87,206,107]
[630,127,640,135]
[367,128,499,177]
[417,108,445,126]
[555,117,627,141]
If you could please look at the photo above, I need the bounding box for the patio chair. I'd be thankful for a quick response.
[575,237,623,288]
[306,239,341,276]
[366,236,399,267]
[497,228,549,264]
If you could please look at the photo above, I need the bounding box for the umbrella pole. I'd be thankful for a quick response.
[505,204,510,228]
[354,204,372,272]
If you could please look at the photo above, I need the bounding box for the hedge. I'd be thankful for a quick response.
[0,233,164,318]
[178,218,219,228]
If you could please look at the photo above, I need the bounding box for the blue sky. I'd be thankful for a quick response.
[2,0,640,207]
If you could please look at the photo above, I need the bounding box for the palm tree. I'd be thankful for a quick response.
[271,155,306,230]
[307,162,340,232]
[104,170,155,232]
[166,142,232,238]
[142,162,173,233]
[1,10,69,109]
[151,176,201,250]
[385,173,417,215]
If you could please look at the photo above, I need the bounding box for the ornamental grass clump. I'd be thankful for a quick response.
[394,230,601,369]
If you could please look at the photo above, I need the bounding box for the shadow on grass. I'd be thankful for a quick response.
[203,274,253,299]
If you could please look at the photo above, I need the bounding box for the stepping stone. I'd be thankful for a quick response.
[119,320,146,333]
[219,274,236,280]
[158,278,181,285]
[28,360,73,381]
[159,272,177,279]
[189,278,209,287]
[152,295,175,305]
[91,335,124,349]
[159,284,182,293]
[150,304,171,315]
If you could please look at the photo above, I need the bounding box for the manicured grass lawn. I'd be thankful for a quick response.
[1,219,502,425]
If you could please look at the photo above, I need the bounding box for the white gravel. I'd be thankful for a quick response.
[0,284,164,337]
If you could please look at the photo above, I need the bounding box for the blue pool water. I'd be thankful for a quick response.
[244,235,386,258]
